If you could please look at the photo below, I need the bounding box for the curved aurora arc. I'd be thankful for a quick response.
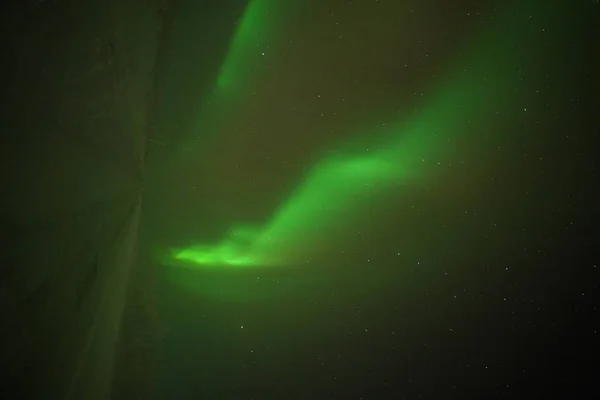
[166,0,562,270]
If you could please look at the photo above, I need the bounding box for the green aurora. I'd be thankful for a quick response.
[164,0,565,272]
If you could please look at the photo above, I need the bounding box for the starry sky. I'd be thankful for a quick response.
[138,0,599,398]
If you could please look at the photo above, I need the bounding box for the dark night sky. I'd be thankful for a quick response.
[135,0,599,398]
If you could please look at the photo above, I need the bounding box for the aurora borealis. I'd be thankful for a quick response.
[167,0,565,270]
[139,0,599,397]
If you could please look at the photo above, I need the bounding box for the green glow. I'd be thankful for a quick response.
[215,0,291,94]
[169,226,262,268]
[168,0,564,272]
[178,0,299,161]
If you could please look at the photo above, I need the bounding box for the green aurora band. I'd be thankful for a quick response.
[181,0,300,161]
[166,0,566,271]
[215,0,295,93]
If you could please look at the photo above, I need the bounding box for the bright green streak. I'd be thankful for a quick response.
[179,0,297,161]
[169,226,261,268]
[215,0,291,94]
[170,1,563,270]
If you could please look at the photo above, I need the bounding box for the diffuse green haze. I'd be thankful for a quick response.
[167,0,564,270]
[216,0,290,93]
[179,0,300,160]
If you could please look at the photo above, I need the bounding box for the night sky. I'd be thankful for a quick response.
[134,0,599,398]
